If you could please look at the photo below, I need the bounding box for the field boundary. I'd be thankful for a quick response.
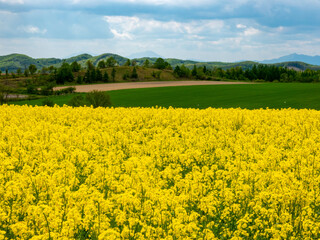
[54,80,254,93]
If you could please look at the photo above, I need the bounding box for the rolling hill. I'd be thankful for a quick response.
[1,53,320,73]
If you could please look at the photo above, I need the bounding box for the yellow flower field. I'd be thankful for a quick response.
[1,105,320,239]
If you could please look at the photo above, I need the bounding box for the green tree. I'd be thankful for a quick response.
[143,59,150,68]
[17,68,22,75]
[192,65,197,77]
[131,67,138,79]
[24,68,30,77]
[85,90,112,108]
[97,60,106,69]
[29,64,37,75]
[124,59,131,66]
[71,61,81,72]
[86,60,95,71]
[106,57,117,67]
[131,60,137,66]
[154,58,167,69]
[111,68,116,82]
[103,72,109,83]
[56,62,74,84]
[96,69,103,82]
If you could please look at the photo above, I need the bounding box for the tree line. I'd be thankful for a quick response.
[174,64,320,82]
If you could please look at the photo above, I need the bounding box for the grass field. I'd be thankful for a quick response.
[11,83,320,110]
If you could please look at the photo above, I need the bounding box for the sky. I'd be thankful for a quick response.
[0,0,320,62]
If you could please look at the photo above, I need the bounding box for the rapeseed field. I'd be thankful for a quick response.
[0,105,320,239]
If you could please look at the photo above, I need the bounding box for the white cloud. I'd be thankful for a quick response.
[0,0,24,4]
[21,25,47,34]
[104,16,224,40]
[243,27,260,36]
[236,24,247,29]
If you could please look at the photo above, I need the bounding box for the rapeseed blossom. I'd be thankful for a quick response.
[0,105,320,239]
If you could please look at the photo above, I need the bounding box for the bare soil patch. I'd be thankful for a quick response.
[55,81,253,93]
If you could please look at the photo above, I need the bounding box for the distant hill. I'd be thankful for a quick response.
[128,51,162,59]
[260,53,320,65]
[1,53,320,73]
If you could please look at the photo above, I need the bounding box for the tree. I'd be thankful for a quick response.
[0,84,12,104]
[111,68,116,82]
[192,65,197,77]
[143,59,150,68]
[68,91,112,108]
[56,62,74,84]
[71,61,81,72]
[124,59,131,66]
[86,60,95,71]
[96,69,103,82]
[154,58,167,70]
[103,72,109,83]
[131,60,137,66]
[131,67,138,79]
[85,90,112,108]
[29,64,37,75]
[106,57,117,67]
[97,60,106,69]
[17,68,22,75]
[24,68,30,77]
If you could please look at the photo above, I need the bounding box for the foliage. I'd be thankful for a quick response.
[153,58,171,70]
[71,61,81,72]
[1,106,320,239]
[28,64,37,75]
[152,71,161,79]
[42,98,54,106]
[103,72,109,83]
[67,95,87,107]
[56,62,74,84]
[39,83,55,96]
[85,90,112,108]
[0,84,12,104]
[131,67,138,79]
[54,87,76,95]
[68,91,111,108]
[111,68,116,82]
[97,60,106,69]
[106,57,118,67]
[86,60,95,71]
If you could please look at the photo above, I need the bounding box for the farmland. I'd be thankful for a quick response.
[1,105,320,239]
[11,83,320,110]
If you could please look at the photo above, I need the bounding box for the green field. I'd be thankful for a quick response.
[11,83,320,110]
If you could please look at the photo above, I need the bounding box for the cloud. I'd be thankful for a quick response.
[0,0,24,4]
[21,25,47,34]
[243,27,260,36]
[104,16,224,40]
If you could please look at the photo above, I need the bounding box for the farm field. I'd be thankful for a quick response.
[1,105,320,239]
[11,83,320,110]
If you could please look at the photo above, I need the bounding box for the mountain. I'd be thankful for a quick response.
[260,53,320,65]
[128,51,162,59]
[1,53,320,73]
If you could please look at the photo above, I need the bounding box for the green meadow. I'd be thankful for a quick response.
[11,83,320,110]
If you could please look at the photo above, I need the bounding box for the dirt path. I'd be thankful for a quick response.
[55,80,253,93]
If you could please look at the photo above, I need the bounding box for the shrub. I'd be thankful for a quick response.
[68,91,112,108]
[42,98,54,107]
[54,87,76,95]
[68,95,86,107]
[85,90,112,108]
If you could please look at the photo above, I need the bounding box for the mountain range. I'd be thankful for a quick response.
[1,53,320,73]
[259,53,320,65]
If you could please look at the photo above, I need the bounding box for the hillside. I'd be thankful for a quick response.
[260,53,320,65]
[1,53,320,73]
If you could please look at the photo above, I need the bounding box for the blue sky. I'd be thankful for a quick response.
[0,0,320,61]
